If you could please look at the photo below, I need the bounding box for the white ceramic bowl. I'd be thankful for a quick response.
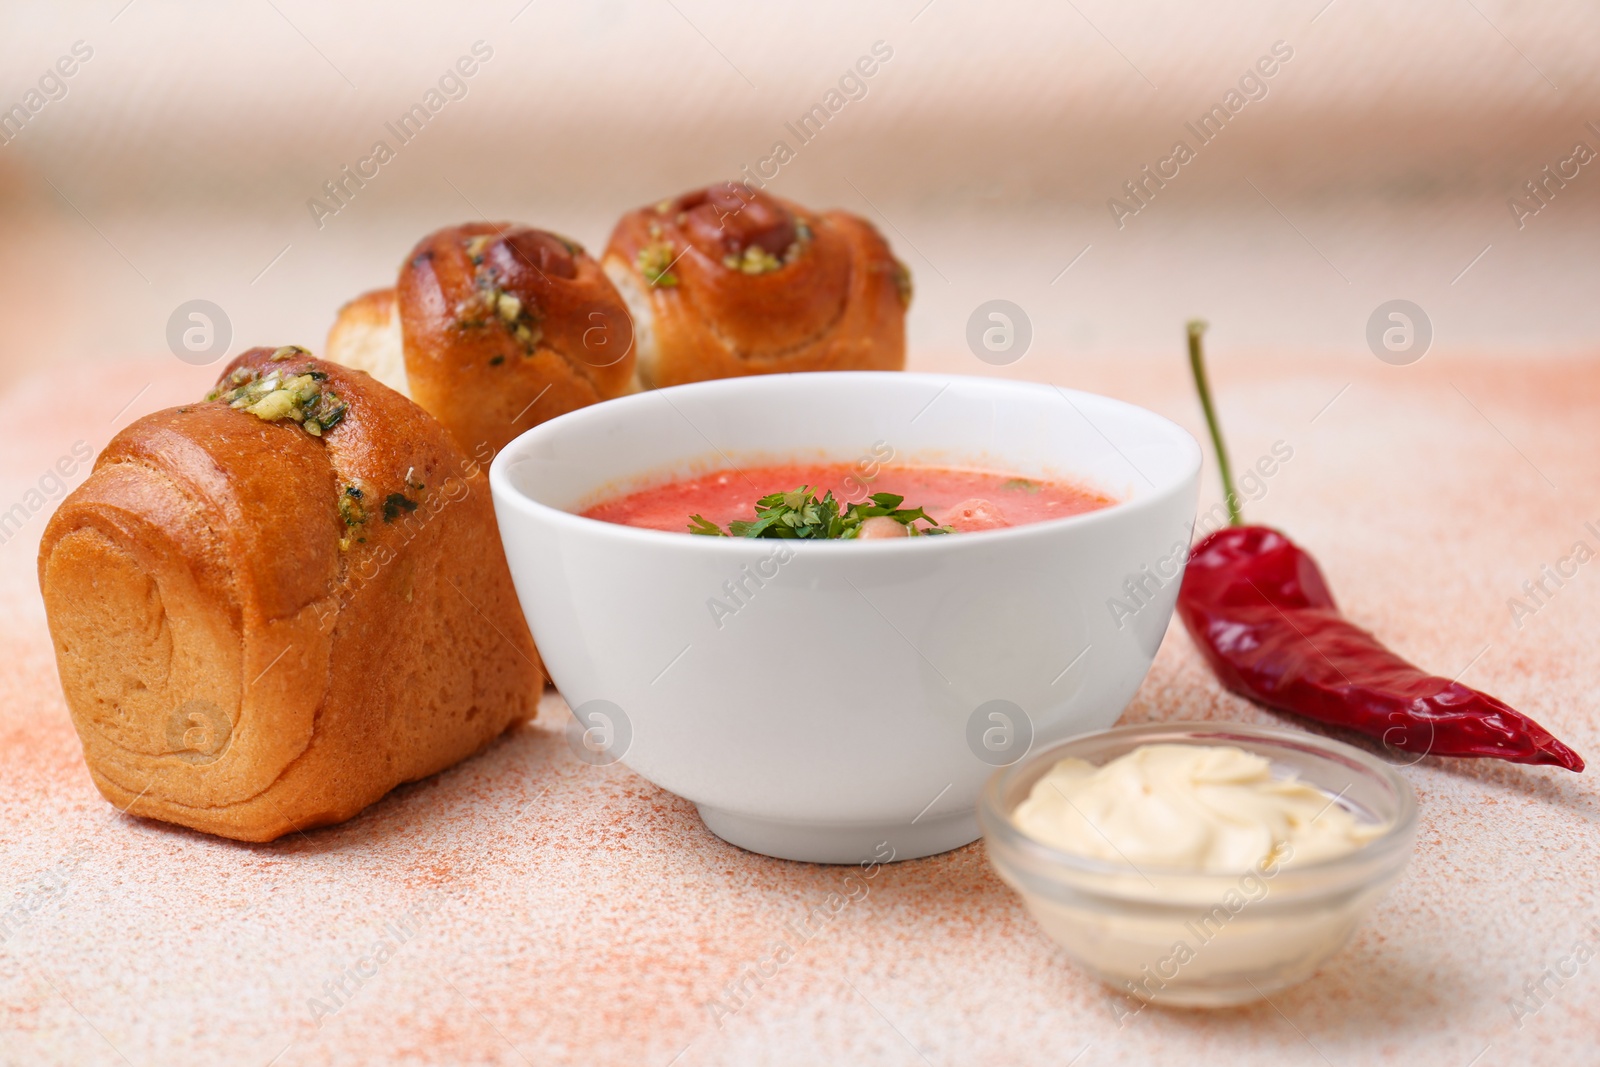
[490,372,1200,863]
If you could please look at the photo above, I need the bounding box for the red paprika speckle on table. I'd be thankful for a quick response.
[1175,321,1584,773]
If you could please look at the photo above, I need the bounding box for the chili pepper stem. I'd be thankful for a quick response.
[1186,319,1243,527]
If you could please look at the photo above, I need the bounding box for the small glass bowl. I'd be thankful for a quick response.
[979,721,1417,1008]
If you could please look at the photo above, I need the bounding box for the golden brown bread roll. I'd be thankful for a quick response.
[38,346,543,842]
[325,223,636,456]
[602,182,911,389]
[325,286,404,390]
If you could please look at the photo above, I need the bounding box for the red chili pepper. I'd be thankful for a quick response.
[1175,321,1584,772]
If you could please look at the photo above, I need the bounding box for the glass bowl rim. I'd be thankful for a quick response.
[979,720,1420,885]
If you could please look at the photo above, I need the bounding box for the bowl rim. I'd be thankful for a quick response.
[488,371,1202,554]
[979,720,1420,884]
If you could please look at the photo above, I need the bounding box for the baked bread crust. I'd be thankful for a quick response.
[326,224,637,456]
[38,347,542,842]
[601,182,910,389]
[325,287,406,395]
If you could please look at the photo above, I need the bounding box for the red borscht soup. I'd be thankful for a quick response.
[582,461,1114,536]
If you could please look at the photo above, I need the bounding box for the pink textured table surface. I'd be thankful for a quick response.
[1,349,1597,1066]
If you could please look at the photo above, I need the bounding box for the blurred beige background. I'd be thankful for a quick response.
[1,0,1598,396]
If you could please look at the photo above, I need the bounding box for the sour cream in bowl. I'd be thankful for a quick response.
[980,722,1417,1007]
[490,372,1201,863]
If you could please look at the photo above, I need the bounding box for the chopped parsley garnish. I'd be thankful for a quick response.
[722,245,784,275]
[689,487,951,540]
[456,249,542,354]
[637,241,679,287]
[465,233,494,265]
[338,487,367,527]
[890,259,913,306]
[207,366,346,437]
[687,514,726,537]
[382,493,419,523]
[721,220,812,275]
[1001,478,1039,493]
